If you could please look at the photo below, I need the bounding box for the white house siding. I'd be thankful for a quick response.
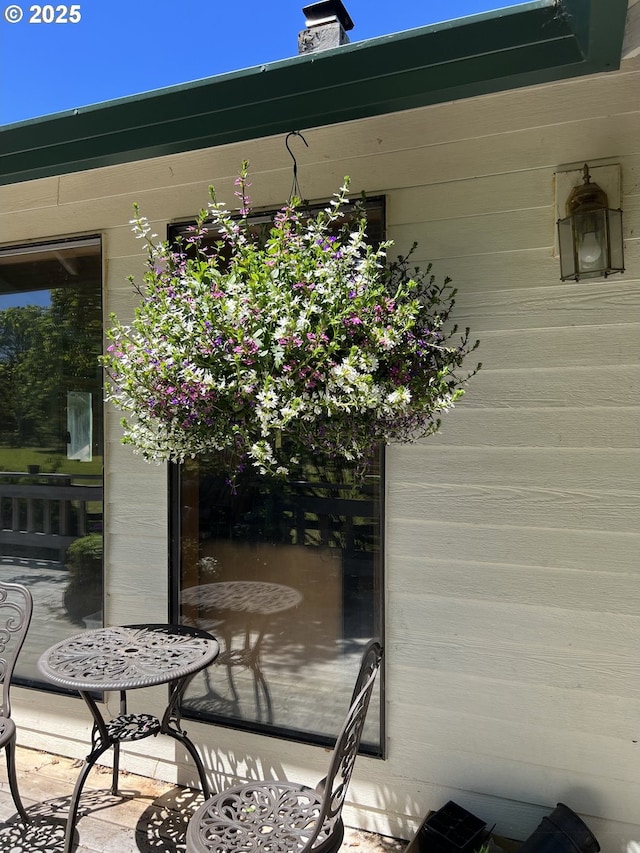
[1,52,638,849]
[381,53,640,848]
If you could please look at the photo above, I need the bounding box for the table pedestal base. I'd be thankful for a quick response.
[63,709,212,853]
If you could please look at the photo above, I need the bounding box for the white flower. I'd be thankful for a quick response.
[257,388,278,409]
[386,388,411,407]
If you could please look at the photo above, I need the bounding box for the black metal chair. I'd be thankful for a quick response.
[186,640,383,853]
[0,580,33,823]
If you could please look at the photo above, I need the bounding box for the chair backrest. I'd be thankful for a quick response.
[310,640,383,850]
[0,581,33,717]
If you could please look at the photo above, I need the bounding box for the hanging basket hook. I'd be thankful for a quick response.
[285,131,309,202]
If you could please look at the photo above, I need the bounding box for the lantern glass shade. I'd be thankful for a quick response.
[558,208,624,281]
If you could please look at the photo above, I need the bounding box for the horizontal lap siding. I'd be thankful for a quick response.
[1,51,638,847]
[383,57,640,840]
[103,256,169,626]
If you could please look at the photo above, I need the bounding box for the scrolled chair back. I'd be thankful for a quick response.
[0,581,33,717]
[309,640,383,851]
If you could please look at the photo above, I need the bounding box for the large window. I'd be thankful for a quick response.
[170,201,384,752]
[0,238,103,689]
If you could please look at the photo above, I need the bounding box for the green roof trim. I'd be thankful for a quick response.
[0,0,628,187]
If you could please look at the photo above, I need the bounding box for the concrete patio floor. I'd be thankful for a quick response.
[0,745,408,853]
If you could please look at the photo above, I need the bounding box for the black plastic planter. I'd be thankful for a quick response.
[418,800,487,852]
[518,803,600,853]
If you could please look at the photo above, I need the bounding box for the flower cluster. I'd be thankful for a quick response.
[102,164,479,480]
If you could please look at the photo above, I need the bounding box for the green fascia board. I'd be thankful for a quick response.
[0,0,628,187]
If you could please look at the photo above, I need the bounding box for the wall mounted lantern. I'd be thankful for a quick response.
[557,163,624,281]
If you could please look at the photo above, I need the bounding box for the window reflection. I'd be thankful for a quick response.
[176,456,383,752]
[0,238,104,689]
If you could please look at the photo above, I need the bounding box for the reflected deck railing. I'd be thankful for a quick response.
[0,471,102,561]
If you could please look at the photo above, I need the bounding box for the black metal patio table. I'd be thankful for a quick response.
[37,623,219,853]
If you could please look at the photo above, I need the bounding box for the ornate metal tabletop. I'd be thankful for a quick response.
[38,623,219,692]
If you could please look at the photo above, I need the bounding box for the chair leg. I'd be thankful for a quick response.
[111,741,120,795]
[5,737,30,823]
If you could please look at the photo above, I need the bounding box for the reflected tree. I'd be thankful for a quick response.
[0,305,56,446]
[0,286,102,451]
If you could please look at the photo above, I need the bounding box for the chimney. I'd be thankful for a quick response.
[298,1,354,54]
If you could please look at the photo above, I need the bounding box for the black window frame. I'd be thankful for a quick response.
[166,195,387,755]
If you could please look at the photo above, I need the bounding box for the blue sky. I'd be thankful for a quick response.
[0,1,524,126]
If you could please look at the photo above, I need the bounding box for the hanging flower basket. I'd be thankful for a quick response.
[102,164,480,481]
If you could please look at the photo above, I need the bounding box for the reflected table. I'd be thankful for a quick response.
[182,581,302,723]
[38,623,219,853]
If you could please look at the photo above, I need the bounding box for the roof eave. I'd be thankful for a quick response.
[0,0,629,187]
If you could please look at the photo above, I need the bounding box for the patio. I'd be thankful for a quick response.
[0,746,408,853]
